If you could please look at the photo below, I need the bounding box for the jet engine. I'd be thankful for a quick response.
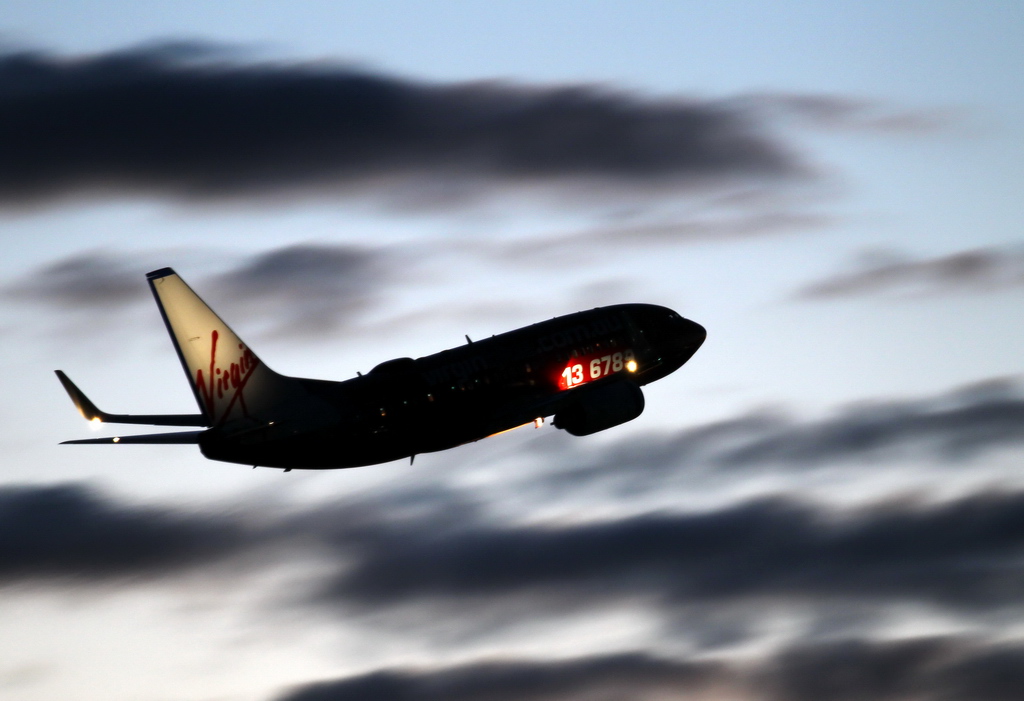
[553,379,645,436]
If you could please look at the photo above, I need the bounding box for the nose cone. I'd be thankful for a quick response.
[675,317,706,364]
[624,304,705,378]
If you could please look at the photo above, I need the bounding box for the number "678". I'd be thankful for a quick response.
[562,350,635,388]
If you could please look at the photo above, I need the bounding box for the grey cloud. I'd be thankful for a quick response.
[0,44,805,207]
[764,637,1024,701]
[274,638,1024,701]
[2,244,391,339]
[9,477,1024,635]
[716,390,1024,467]
[0,483,259,581]
[209,244,387,336]
[275,653,727,701]
[1,252,143,310]
[599,210,832,242]
[741,93,954,134]
[15,475,1024,616]
[496,210,835,268]
[315,489,1024,614]
[796,247,1024,299]
[545,378,1024,491]
[0,481,457,585]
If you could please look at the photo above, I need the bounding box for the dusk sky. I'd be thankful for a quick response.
[2,2,1024,700]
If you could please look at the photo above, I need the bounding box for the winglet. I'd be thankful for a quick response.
[55,370,103,421]
[55,370,208,427]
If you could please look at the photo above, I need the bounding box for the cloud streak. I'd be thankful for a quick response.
[2,244,390,338]
[7,467,1024,701]
[9,475,1024,617]
[209,244,388,336]
[1,252,144,311]
[796,247,1024,300]
[0,44,807,207]
[275,652,728,701]
[0,483,257,581]
[711,380,1024,467]
[526,378,1024,505]
[274,637,1024,701]
[740,93,955,134]
[315,490,1024,615]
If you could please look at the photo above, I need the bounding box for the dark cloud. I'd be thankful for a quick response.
[0,44,805,207]
[0,483,258,581]
[2,244,391,338]
[1,251,143,310]
[274,638,1024,701]
[314,489,1024,615]
[13,476,1024,618]
[542,378,1024,492]
[796,247,1024,299]
[715,387,1024,467]
[763,637,1024,701]
[8,474,1024,677]
[209,243,388,336]
[275,653,728,701]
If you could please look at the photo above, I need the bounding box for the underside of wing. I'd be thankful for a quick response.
[61,431,203,445]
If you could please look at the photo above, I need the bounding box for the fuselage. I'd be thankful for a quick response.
[198,304,705,468]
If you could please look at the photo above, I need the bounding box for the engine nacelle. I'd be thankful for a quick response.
[553,379,645,436]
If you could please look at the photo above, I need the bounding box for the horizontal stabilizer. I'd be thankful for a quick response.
[61,431,203,445]
[55,370,208,427]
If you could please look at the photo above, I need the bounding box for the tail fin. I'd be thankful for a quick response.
[147,268,290,426]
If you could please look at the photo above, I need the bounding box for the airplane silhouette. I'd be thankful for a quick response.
[57,268,705,469]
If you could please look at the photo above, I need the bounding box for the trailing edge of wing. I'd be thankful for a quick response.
[55,370,208,427]
[61,431,203,445]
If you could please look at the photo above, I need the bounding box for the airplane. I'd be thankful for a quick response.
[56,268,706,470]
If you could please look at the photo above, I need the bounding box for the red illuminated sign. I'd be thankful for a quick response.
[558,349,636,390]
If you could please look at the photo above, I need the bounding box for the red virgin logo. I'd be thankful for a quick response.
[195,330,260,424]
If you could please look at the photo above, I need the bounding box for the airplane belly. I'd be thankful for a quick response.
[199,435,409,469]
